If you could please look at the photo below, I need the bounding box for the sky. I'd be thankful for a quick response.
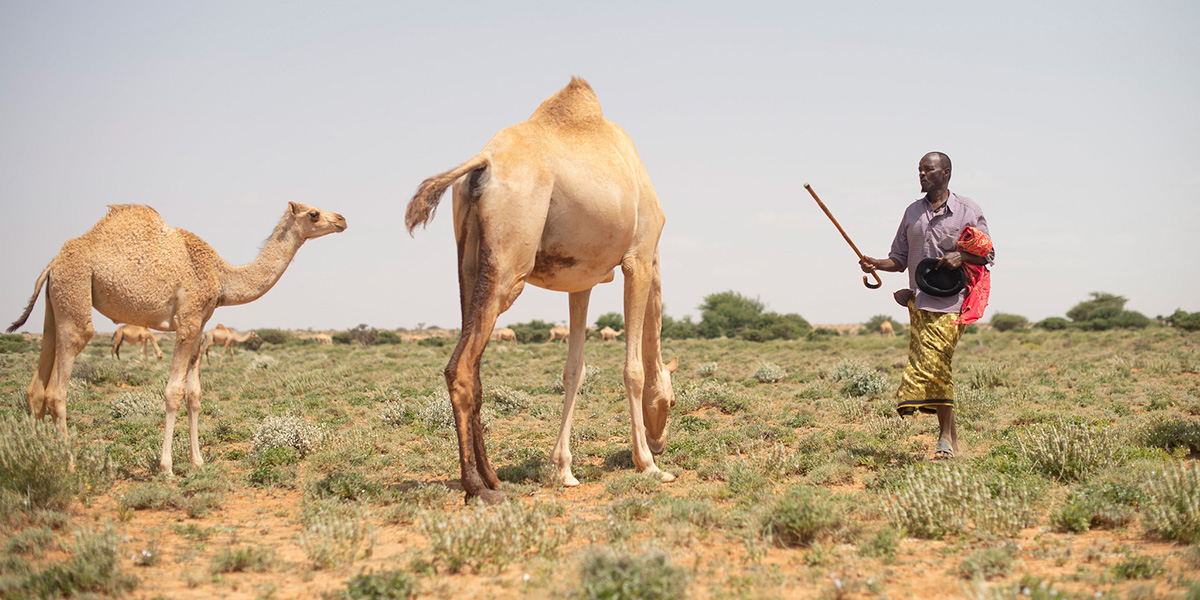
[2,1,1197,335]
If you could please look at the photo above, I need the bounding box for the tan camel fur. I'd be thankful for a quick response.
[111,324,164,360]
[8,202,346,474]
[494,328,517,343]
[599,326,624,342]
[879,321,895,337]
[547,326,569,343]
[201,324,259,365]
[407,77,678,503]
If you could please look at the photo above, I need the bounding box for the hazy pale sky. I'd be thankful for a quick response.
[2,1,1197,334]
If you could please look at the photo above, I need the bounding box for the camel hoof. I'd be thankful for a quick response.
[560,473,580,487]
[470,488,507,505]
[643,467,676,483]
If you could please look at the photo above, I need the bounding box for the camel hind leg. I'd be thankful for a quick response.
[27,302,59,425]
[41,276,95,437]
[620,255,673,482]
[111,330,122,360]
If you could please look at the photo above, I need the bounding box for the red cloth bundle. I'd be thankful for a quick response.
[951,225,992,326]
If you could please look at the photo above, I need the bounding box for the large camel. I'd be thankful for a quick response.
[547,326,570,343]
[407,77,678,503]
[599,327,624,342]
[111,324,164,360]
[8,202,346,474]
[200,324,259,365]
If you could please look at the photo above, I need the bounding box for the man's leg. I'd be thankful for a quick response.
[935,405,959,454]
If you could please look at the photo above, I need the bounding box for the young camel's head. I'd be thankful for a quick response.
[286,202,348,239]
[644,356,679,454]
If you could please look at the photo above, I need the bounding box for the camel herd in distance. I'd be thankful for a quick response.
[96,323,628,363]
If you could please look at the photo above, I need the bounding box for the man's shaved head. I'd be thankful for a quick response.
[924,152,952,176]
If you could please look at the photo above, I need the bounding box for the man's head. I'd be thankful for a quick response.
[919,152,952,194]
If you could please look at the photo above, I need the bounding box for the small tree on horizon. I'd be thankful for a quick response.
[595,312,624,331]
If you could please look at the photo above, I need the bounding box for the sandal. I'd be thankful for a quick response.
[933,439,954,460]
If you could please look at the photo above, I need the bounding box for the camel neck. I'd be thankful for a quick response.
[218,214,306,306]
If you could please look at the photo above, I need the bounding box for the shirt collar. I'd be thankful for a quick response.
[921,191,957,214]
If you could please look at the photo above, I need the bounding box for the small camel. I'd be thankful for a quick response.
[494,328,517,343]
[111,324,164,360]
[8,202,346,474]
[879,321,895,337]
[200,324,259,365]
[547,326,569,343]
[599,327,624,342]
[407,77,678,503]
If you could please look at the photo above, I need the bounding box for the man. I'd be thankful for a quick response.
[859,152,992,459]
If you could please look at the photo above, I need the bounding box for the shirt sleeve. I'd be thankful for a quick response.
[887,213,909,271]
[971,210,995,266]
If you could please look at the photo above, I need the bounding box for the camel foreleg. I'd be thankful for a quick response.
[621,259,674,482]
[551,290,591,487]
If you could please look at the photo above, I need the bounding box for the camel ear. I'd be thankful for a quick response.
[665,357,679,374]
[288,201,300,215]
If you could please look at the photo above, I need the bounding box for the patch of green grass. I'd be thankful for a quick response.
[1142,461,1200,543]
[1111,554,1165,581]
[419,501,566,574]
[299,499,376,569]
[334,569,419,600]
[10,522,137,598]
[957,543,1017,580]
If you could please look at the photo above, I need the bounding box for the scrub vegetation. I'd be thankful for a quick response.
[0,325,1197,598]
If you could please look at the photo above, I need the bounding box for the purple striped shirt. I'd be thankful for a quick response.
[888,191,992,314]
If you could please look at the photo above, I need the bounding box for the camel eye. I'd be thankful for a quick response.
[308,211,319,221]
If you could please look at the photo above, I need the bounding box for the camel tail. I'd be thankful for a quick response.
[406,154,489,235]
[7,264,51,333]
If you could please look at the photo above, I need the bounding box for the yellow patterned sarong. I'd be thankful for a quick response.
[896,301,966,417]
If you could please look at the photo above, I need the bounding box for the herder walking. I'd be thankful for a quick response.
[859,152,994,459]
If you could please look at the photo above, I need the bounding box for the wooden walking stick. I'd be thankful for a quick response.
[803,183,882,289]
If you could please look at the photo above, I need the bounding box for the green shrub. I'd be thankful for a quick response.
[760,485,844,548]
[299,499,376,569]
[1142,461,1200,543]
[990,313,1029,332]
[573,548,690,600]
[595,312,624,331]
[110,390,160,419]
[753,362,787,383]
[252,414,326,457]
[376,330,403,345]
[1015,422,1124,482]
[1139,416,1200,453]
[859,526,900,561]
[0,416,109,514]
[882,464,1040,538]
[957,544,1017,580]
[1111,554,1165,581]
[15,522,137,598]
[830,360,888,397]
[419,501,566,574]
[313,471,382,501]
[211,545,275,573]
[1035,316,1070,330]
[1166,309,1200,332]
[338,569,419,600]
[1066,292,1151,330]
[254,329,292,345]
[0,333,37,353]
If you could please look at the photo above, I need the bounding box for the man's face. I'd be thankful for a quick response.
[918,154,949,193]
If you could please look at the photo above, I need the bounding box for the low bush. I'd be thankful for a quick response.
[830,360,888,398]
[1142,461,1200,543]
[883,464,1040,538]
[990,313,1029,332]
[573,548,690,600]
[0,416,109,514]
[11,522,137,598]
[1139,416,1200,454]
[299,499,376,569]
[337,569,419,600]
[957,544,1017,580]
[252,414,326,458]
[760,485,845,548]
[753,362,787,383]
[211,545,275,574]
[1036,316,1070,330]
[419,501,566,574]
[1015,422,1124,482]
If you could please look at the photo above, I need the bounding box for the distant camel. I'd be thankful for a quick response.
[111,324,164,360]
[547,326,570,343]
[599,327,623,342]
[201,324,259,365]
[879,321,895,337]
[295,331,333,345]
[7,202,346,474]
[495,328,517,343]
[406,77,678,503]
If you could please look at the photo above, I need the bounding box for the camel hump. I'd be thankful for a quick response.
[529,77,603,126]
[105,204,162,219]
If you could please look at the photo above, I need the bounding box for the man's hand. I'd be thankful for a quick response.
[893,288,914,307]
[860,256,880,273]
[938,251,965,269]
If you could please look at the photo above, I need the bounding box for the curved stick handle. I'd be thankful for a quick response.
[804,182,882,292]
[863,271,882,289]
